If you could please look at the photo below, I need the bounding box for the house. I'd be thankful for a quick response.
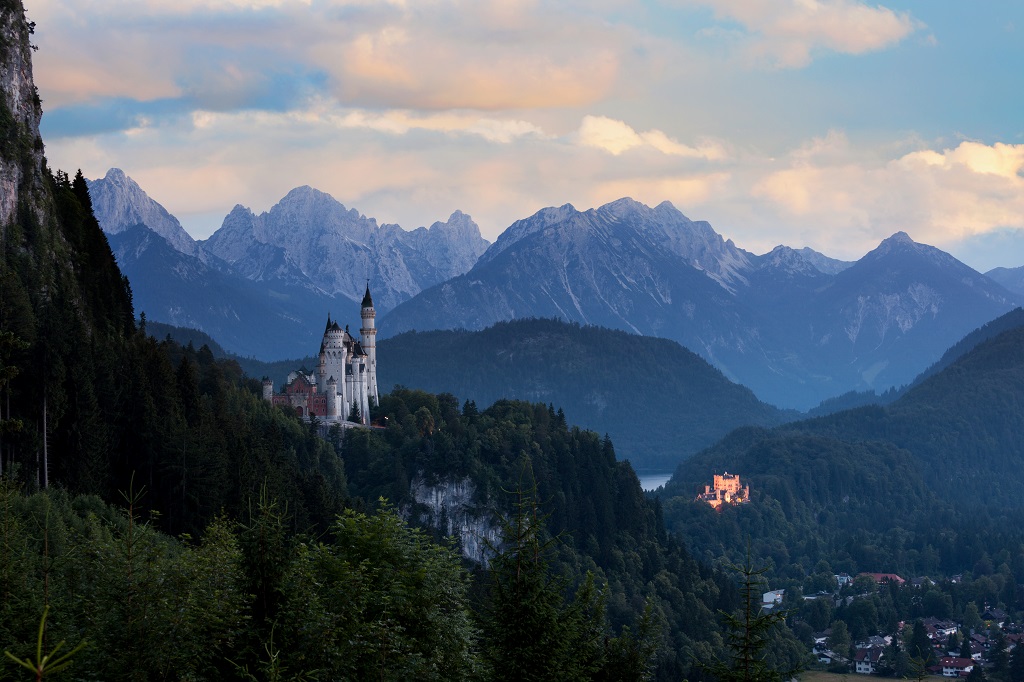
[762,589,785,610]
[854,646,884,674]
[939,656,974,677]
[835,573,852,587]
[923,618,958,640]
[857,572,905,585]
[983,606,1008,626]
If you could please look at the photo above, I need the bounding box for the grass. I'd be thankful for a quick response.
[799,673,945,681]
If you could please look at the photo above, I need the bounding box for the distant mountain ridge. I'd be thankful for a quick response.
[666,312,1024,509]
[986,264,1024,297]
[89,173,1020,409]
[375,318,793,470]
[87,169,490,358]
[89,168,206,260]
[382,200,1018,409]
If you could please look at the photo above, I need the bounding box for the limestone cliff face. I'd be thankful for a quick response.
[410,475,500,564]
[0,0,44,229]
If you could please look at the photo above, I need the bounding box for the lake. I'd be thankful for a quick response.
[637,472,673,492]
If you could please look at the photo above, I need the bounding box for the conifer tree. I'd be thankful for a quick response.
[481,471,608,681]
[700,545,801,682]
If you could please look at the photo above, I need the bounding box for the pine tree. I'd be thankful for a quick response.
[1009,639,1024,682]
[481,474,609,681]
[699,545,801,681]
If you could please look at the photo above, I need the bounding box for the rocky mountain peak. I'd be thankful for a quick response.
[796,247,852,275]
[88,168,203,259]
[598,196,650,219]
[861,231,967,272]
[477,202,580,267]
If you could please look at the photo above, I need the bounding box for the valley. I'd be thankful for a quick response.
[5,0,1024,679]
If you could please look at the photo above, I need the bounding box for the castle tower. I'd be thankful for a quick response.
[360,283,379,406]
[262,377,273,401]
[318,315,348,411]
[326,376,340,418]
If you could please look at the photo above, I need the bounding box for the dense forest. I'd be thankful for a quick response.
[376,320,792,471]
[1,4,807,673]
[656,315,1024,676]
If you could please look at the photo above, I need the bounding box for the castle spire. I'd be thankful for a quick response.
[361,282,373,308]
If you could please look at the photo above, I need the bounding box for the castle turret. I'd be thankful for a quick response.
[326,376,340,418]
[318,314,348,409]
[360,283,379,407]
[262,377,273,401]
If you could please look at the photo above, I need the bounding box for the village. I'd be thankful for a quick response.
[697,474,1023,677]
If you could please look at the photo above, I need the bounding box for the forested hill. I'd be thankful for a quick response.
[659,318,1024,579]
[376,319,793,471]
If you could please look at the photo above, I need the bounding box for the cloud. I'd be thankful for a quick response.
[749,137,1024,257]
[576,115,727,159]
[185,105,549,143]
[681,0,920,68]
[30,0,633,112]
[590,173,733,210]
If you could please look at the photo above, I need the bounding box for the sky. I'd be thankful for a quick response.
[26,0,1024,271]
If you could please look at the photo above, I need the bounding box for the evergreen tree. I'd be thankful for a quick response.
[909,619,933,664]
[481,476,606,681]
[961,633,974,661]
[988,629,1009,677]
[700,546,801,681]
[1009,639,1024,682]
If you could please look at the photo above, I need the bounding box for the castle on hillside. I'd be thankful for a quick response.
[262,285,379,426]
[696,472,750,509]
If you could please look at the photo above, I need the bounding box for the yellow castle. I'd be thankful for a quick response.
[696,472,750,509]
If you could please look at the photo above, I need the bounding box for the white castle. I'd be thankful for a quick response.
[262,284,379,425]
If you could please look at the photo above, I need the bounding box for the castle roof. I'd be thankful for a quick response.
[353,341,366,356]
[324,314,343,333]
[361,283,374,308]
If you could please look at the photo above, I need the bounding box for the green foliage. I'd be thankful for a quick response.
[699,548,803,682]
[481,482,605,681]
[278,503,479,681]
[3,606,87,680]
[346,391,735,680]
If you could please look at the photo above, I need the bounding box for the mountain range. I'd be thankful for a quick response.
[382,199,1018,408]
[89,171,1020,409]
[86,169,489,357]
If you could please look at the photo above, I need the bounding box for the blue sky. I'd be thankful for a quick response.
[27,0,1024,270]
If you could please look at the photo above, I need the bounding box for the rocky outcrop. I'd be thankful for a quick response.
[410,476,500,564]
[0,1,44,229]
